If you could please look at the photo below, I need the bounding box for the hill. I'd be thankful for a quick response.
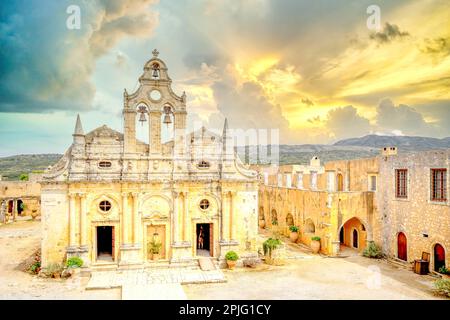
[0,154,62,181]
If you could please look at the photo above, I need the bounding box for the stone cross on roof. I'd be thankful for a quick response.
[152,48,159,58]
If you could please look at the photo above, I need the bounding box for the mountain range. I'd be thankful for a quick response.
[1,135,449,180]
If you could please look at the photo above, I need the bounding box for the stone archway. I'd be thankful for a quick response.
[339,217,367,251]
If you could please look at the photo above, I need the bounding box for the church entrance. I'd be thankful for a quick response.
[96,226,114,262]
[196,223,213,257]
[17,199,24,215]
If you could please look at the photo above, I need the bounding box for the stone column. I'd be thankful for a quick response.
[121,192,130,244]
[183,192,189,242]
[79,193,87,247]
[69,193,77,247]
[221,192,230,241]
[229,192,236,240]
[172,192,179,244]
[149,111,162,155]
[132,192,140,244]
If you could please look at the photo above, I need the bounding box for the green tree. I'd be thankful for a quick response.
[19,173,29,181]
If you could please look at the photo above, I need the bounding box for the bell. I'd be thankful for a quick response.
[152,68,159,78]
[163,114,172,125]
[138,112,147,125]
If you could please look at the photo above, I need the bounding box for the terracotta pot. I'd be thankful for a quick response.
[152,253,161,261]
[258,220,266,228]
[289,232,299,243]
[310,240,321,253]
[226,260,237,269]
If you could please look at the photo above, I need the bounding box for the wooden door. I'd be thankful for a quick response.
[397,232,407,261]
[337,174,344,191]
[147,225,166,260]
[209,223,214,257]
[434,244,445,272]
[111,226,115,261]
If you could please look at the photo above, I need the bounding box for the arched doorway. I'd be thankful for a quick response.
[337,173,344,191]
[397,232,407,261]
[339,217,366,251]
[434,243,446,272]
[352,229,358,248]
[7,200,13,213]
[17,199,24,215]
[259,207,265,221]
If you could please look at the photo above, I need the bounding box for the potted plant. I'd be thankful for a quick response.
[148,240,162,260]
[225,251,239,269]
[289,226,299,243]
[310,236,321,253]
[438,266,450,279]
[263,238,283,264]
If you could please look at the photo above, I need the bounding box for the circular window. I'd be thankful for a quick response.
[149,89,161,101]
[99,200,112,212]
[199,199,210,210]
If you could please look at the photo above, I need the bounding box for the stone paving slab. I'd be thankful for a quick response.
[86,268,226,290]
[122,283,187,300]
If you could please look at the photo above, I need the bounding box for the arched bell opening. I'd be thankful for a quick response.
[136,103,149,144]
[161,104,174,144]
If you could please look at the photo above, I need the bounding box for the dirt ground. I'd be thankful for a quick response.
[0,219,120,299]
[0,219,444,300]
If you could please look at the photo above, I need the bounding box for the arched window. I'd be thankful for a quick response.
[151,63,160,79]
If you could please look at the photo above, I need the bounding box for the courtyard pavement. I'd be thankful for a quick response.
[0,219,445,300]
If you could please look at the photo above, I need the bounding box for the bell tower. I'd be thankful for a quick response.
[124,49,187,157]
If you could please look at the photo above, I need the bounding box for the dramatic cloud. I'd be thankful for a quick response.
[0,0,158,113]
[375,99,443,137]
[369,23,409,44]
[325,106,371,140]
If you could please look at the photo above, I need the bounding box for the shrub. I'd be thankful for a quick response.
[434,279,450,298]
[263,238,282,257]
[225,251,239,261]
[362,242,383,259]
[311,236,321,241]
[66,256,83,268]
[289,226,299,232]
[272,220,278,226]
[438,266,450,275]
[44,263,64,277]
[19,173,29,181]
[29,261,41,274]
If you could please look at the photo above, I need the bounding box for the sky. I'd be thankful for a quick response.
[0,0,449,156]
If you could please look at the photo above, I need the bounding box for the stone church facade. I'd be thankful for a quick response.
[40,50,259,269]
